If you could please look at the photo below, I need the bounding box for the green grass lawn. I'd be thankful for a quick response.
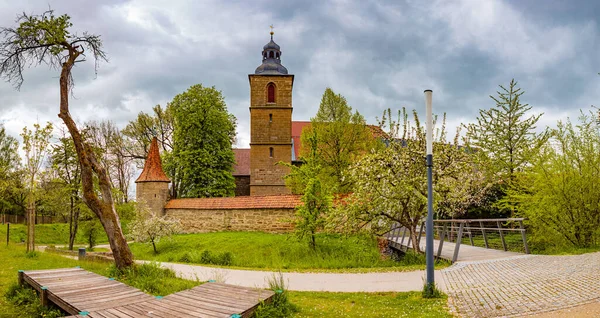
[0,244,452,318]
[129,232,447,272]
[289,291,451,318]
[0,223,109,246]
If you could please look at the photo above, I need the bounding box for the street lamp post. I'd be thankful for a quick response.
[424,89,435,287]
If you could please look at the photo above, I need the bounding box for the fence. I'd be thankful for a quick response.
[387,218,529,262]
[1,214,65,224]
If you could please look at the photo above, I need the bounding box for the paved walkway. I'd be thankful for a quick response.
[442,252,600,317]
[145,261,446,292]
[44,245,600,317]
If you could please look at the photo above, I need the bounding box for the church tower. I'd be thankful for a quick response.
[249,30,294,196]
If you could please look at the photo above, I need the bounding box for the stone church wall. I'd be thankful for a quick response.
[165,208,295,233]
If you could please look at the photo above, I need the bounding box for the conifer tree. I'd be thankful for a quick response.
[466,79,549,184]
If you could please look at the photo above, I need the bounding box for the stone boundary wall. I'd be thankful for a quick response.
[165,207,295,233]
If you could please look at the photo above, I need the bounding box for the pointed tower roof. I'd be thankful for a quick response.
[135,137,170,183]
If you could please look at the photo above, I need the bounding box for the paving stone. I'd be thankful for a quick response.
[441,253,600,317]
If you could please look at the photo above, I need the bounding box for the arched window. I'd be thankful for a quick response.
[269,51,274,58]
[269,147,274,158]
[276,52,280,59]
[267,83,276,103]
[269,113,273,123]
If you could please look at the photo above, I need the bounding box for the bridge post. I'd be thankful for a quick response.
[497,221,507,251]
[452,223,464,262]
[436,223,446,258]
[417,221,425,249]
[519,220,530,254]
[480,221,488,248]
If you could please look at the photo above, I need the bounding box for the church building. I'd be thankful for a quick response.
[232,30,310,197]
[135,32,304,233]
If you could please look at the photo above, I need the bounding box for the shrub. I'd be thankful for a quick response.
[5,283,64,317]
[200,250,213,264]
[252,272,298,318]
[217,251,233,266]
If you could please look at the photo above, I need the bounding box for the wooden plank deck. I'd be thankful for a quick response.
[20,268,274,318]
[388,236,523,262]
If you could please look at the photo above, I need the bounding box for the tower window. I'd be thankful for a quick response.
[269,113,273,122]
[267,83,276,103]
[269,51,274,58]
[269,147,274,158]
[276,52,280,59]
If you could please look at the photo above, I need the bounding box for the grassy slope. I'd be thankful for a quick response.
[0,244,451,318]
[129,232,446,272]
[0,223,109,245]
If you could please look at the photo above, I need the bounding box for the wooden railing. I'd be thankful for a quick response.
[386,218,529,262]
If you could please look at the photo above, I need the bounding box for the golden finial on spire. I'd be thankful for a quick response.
[269,24,274,39]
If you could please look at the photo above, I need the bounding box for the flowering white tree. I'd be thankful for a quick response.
[128,203,181,253]
[332,108,490,252]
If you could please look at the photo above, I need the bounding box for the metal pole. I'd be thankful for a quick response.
[6,223,9,246]
[424,89,434,286]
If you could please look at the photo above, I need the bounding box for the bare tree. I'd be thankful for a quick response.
[0,10,133,268]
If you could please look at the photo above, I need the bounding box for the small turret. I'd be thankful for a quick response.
[135,137,170,216]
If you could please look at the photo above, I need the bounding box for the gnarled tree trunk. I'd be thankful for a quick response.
[58,49,133,269]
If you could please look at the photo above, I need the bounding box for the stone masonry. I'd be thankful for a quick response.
[164,195,301,233]
[166,208,294,233]
[249,74,294,196]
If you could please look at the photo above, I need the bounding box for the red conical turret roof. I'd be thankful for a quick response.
[135,137,170,183]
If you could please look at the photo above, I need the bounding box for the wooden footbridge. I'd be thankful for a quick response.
[18,267,274,317]
[387,218,530,262]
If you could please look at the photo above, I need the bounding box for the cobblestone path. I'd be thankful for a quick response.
[442,252,600,317]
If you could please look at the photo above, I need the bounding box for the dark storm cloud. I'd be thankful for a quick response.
[0,0,599,147]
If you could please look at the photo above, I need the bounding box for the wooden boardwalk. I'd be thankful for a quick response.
[20,268,274,318]
[388,236,523,263]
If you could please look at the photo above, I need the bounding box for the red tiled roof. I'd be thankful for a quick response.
[232,148,250,176]
[367,125,388,139]
[291,122,384,160]
[291,121,310,160]
[135,137,170,183]
[165,195,302,210]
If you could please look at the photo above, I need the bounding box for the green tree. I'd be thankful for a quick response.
[466,79,549,184]
[170,84,237,198]
[0,124,20,222]
[300,88,376,194]
[336,109,489,252]
[0,10,134,268]
[122,104,177,196]
[508,111,600,248]
[21,122,53,252]
[49,129,82,250]
[284,132,332,250]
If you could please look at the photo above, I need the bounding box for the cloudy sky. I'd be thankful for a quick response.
[1,0,599,149]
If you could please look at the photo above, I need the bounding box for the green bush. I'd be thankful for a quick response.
[4,283,64,318]
[252,273,298,318]
[218,251,233,266]
[200,250,213,264]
